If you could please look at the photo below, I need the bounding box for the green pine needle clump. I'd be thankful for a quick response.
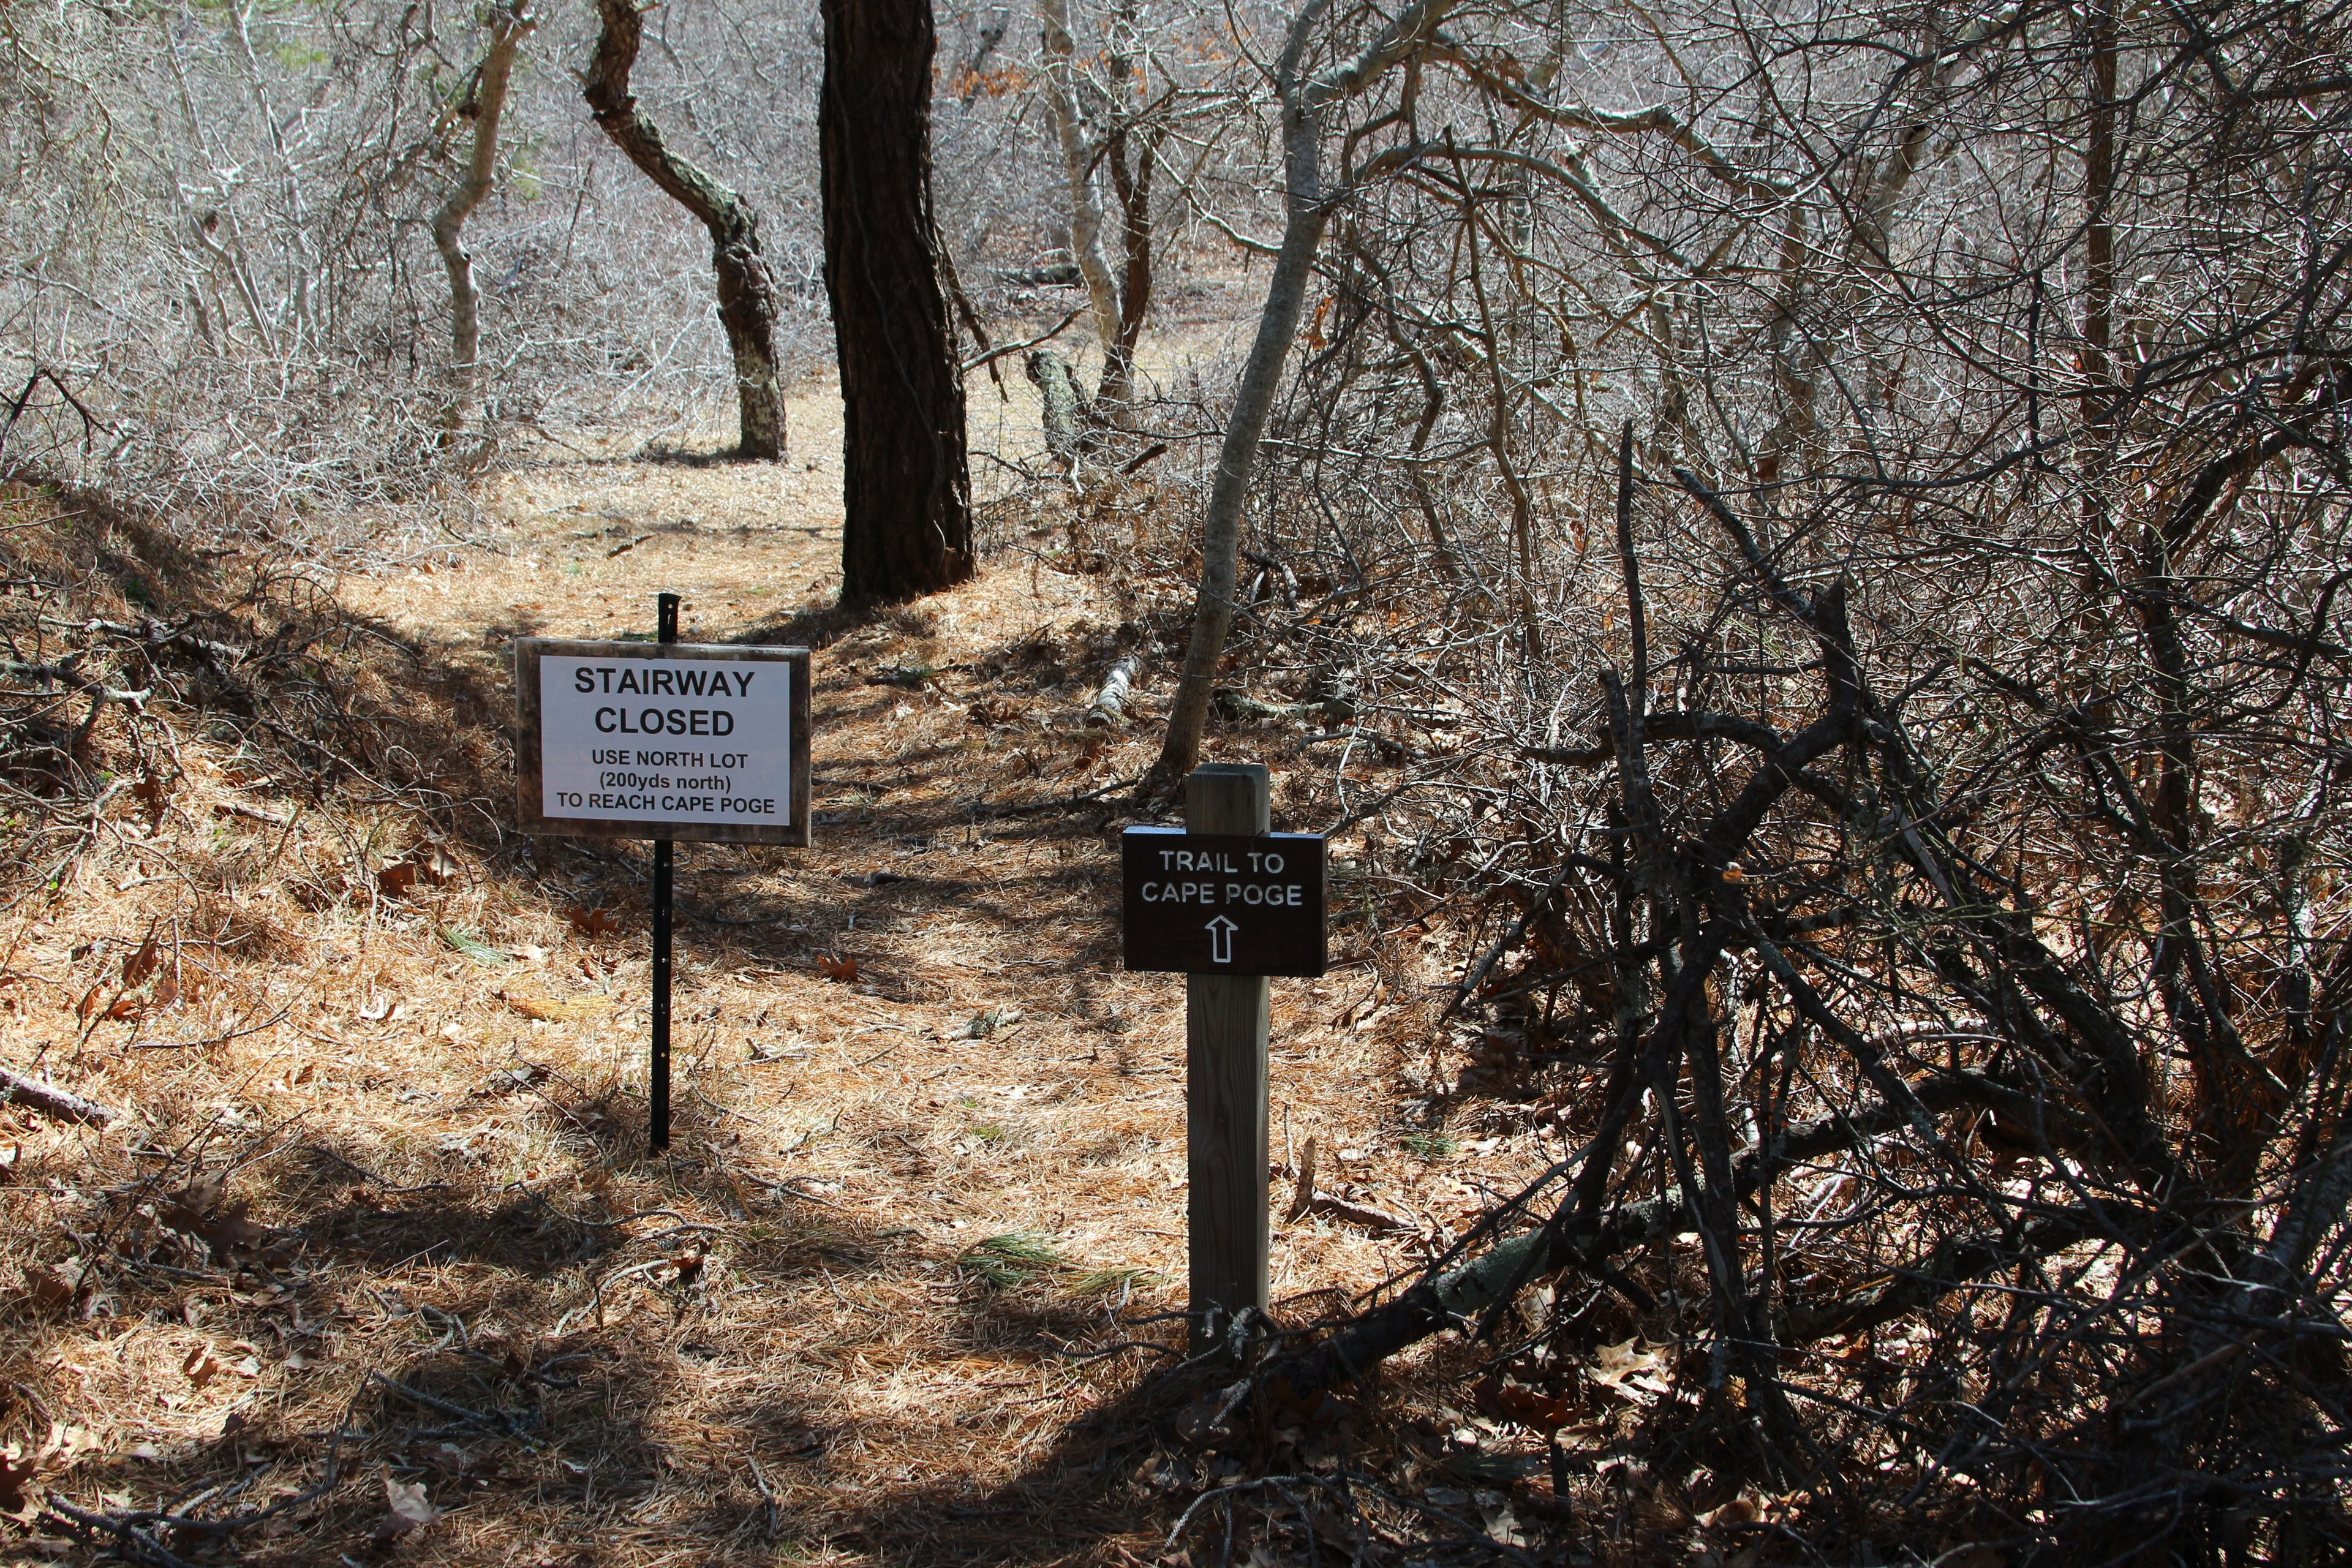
[957,1232,1063,1291]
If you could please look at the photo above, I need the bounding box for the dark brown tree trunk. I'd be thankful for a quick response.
[1102,117,1160,412]
[584,0,786,461]
[820,0,974,601]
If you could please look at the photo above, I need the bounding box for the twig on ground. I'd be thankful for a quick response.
[0,1063,121,1124]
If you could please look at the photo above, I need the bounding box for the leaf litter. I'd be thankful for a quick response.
[0,451,1551,1566]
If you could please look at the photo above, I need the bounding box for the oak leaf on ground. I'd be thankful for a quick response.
[565,906,620,938]
[374,1476,440,1542]
[0,1445,36,1513]
[22,1264,77,1316]
[123,936,162,987]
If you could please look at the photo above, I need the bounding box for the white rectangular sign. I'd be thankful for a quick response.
[513,639,810,843]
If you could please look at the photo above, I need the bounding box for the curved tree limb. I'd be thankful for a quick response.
[432,1,532,443]
[584,0,786,461]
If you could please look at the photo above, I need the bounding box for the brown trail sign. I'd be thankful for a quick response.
[1121,829,1325,977]
[513,595,812,1152]
[1122,765,1327,1351]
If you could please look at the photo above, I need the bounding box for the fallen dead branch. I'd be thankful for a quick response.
[1084,653,1143,726]
[0,1064,119,1125]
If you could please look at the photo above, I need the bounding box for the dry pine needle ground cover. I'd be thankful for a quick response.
[0,415,1596,1567]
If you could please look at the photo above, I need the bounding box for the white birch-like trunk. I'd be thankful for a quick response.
[432,3,532,441]
[1037,0,1128,409]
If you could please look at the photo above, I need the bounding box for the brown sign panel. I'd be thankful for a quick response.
[1122,827,1326,977]
[513,639,812,845]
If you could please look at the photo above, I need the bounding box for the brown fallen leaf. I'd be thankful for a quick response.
[1589,1337,1672,1401]
[22,1265,77,1317]
[75,986,104,1021]
[183,1345,223,1390]
[816,954,859,984]
[164,1170,227,1219]
[132,773,170,824]
[671,1247,706,1286]
[374,1476,441,1542]
[39,1423,97,1465]
[1698,1495,1763,1530]
[1488,1379,1574,1431]
[195,1204,268,1260]
[0,1444,36,1512]
[376,861,422,897]
[123,936,162,987]
[160,1175,269,1260]
[503,994,608,1024]
[565,905,620,938]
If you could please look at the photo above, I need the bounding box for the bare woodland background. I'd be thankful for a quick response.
[6,0,2352,1562]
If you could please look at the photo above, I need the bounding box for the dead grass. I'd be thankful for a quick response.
[0,382,1556,1567]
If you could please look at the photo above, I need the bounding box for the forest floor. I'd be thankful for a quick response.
[0,380,1585,1566]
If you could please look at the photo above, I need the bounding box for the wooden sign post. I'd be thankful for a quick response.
[513,599,811,1155]
[1122,763,1327,1351]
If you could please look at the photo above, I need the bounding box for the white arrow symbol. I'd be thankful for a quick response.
[1204,914,1239,965]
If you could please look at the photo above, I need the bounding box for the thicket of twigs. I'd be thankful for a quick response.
[1079,2,2352,1560]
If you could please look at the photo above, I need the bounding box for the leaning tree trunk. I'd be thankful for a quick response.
[584,0,786,461]
[820,0,974,601]
[1037,0,1128,415]
[1143,0,1456,796]
[431,0,532,443]
[1104,115,1161,413]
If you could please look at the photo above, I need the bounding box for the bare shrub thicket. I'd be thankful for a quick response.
[1122,0,2352,1558]
[0,0,1095,526]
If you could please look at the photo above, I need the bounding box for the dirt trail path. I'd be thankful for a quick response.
[1,384,1488,1566]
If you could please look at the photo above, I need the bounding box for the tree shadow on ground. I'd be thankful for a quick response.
[12,495,1359,1566]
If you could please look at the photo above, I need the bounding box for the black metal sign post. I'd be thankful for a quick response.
[649,593,677,1152]
[511,599,812,1159]
[1121,764,1326,1351]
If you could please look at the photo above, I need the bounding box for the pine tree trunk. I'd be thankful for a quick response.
[585,0,786,461]
[821,0,974,601]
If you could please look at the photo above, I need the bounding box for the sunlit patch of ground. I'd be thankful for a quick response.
[0,374,1537,1566]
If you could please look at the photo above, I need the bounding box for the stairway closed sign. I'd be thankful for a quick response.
[513,638,811,845]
